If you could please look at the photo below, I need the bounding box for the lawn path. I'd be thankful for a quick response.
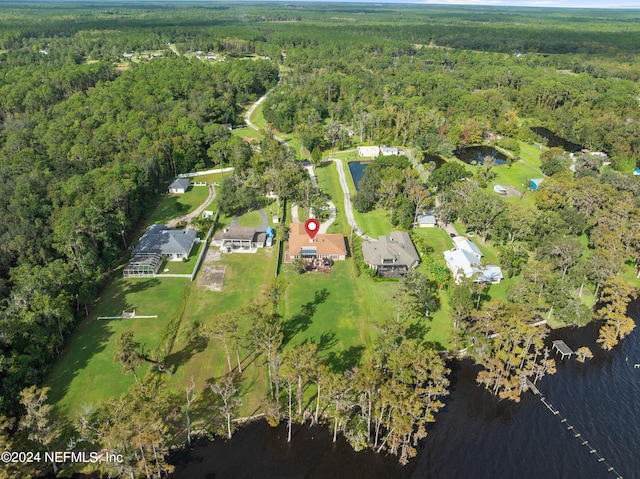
[166,184,215,227]
[332,159,372,240]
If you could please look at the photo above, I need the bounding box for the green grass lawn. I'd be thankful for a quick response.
[314,162,350,235]
[318,156,394,238]
[159,242,204,274]
[146,187,210,225]
[412,227,453,261]
[425,290,453,350]
[282,260,396,364]
[232,126,264,143]
[46,278,188,418]
[237,209,263,227]
[353,208,394,238]
[518,140,544,167]
[165,248,277,417]
[191,171,232,185]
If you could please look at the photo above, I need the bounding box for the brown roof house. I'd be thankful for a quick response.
[361,231,420,278]
[287,223,347,261]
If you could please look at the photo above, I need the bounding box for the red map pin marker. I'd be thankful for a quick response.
[304,218,320,239]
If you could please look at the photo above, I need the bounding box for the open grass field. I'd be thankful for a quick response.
[281,260,397,365]
[164,248,277,417]
[413,228,454,262]
[424,291,453,350]
[146,187,210,225]
[46,278,188,418]
[191,171,232,185]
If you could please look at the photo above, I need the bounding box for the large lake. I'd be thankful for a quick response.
[170,298,640,479]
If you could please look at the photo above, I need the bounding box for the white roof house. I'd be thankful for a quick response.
[444,248,481,279]
[452,237,483,258]
[380,145,400,156]
[444,237,503,283]
[357,146,380,158]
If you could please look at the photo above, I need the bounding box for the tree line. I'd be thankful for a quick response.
[0,52,277,419]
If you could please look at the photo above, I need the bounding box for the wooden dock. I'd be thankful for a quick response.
[552,340,573,359]
[525,378,540,396]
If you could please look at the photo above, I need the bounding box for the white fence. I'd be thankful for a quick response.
[178,167,234,178]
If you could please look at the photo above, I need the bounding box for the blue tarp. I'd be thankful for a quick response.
[266,227,275,237]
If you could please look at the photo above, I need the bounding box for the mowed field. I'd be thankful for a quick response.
[165,248,277,417]
[46,278,187,417]
[281,261,397,366]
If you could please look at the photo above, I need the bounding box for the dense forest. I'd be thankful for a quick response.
[0,42,277,419]
[0,3,639,478]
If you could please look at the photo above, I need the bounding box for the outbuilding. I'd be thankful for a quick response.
[357,146,380,158]
[168,178,191,194]
[530,178,544,191]
[417,214,437,228]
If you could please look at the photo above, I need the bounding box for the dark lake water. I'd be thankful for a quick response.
[348,161,370,191]
[170,298,640,479]
[422,153,447,171]
[532,127,583,153]
[454,146,507,166]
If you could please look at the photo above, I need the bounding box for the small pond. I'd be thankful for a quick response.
[422,153,447,171]
[348,161,370,191]
[531,126,582,152]
[454,146,507,166]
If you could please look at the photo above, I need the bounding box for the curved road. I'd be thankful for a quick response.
[244,87,367,239]
[167,184,215,228]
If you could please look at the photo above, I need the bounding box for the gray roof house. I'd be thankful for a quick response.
[133,225,198,261]
[168,178,191,194]
[212,226,266,252]
[361,231,420,278]
[417,214,437,228]
[444,237,503,284]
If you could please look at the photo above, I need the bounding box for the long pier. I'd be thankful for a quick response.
[526,379,623,478]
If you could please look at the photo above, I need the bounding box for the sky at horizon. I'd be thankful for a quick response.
[27,0,640,10]
[418,0,639,7]
[291,0,640,8]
